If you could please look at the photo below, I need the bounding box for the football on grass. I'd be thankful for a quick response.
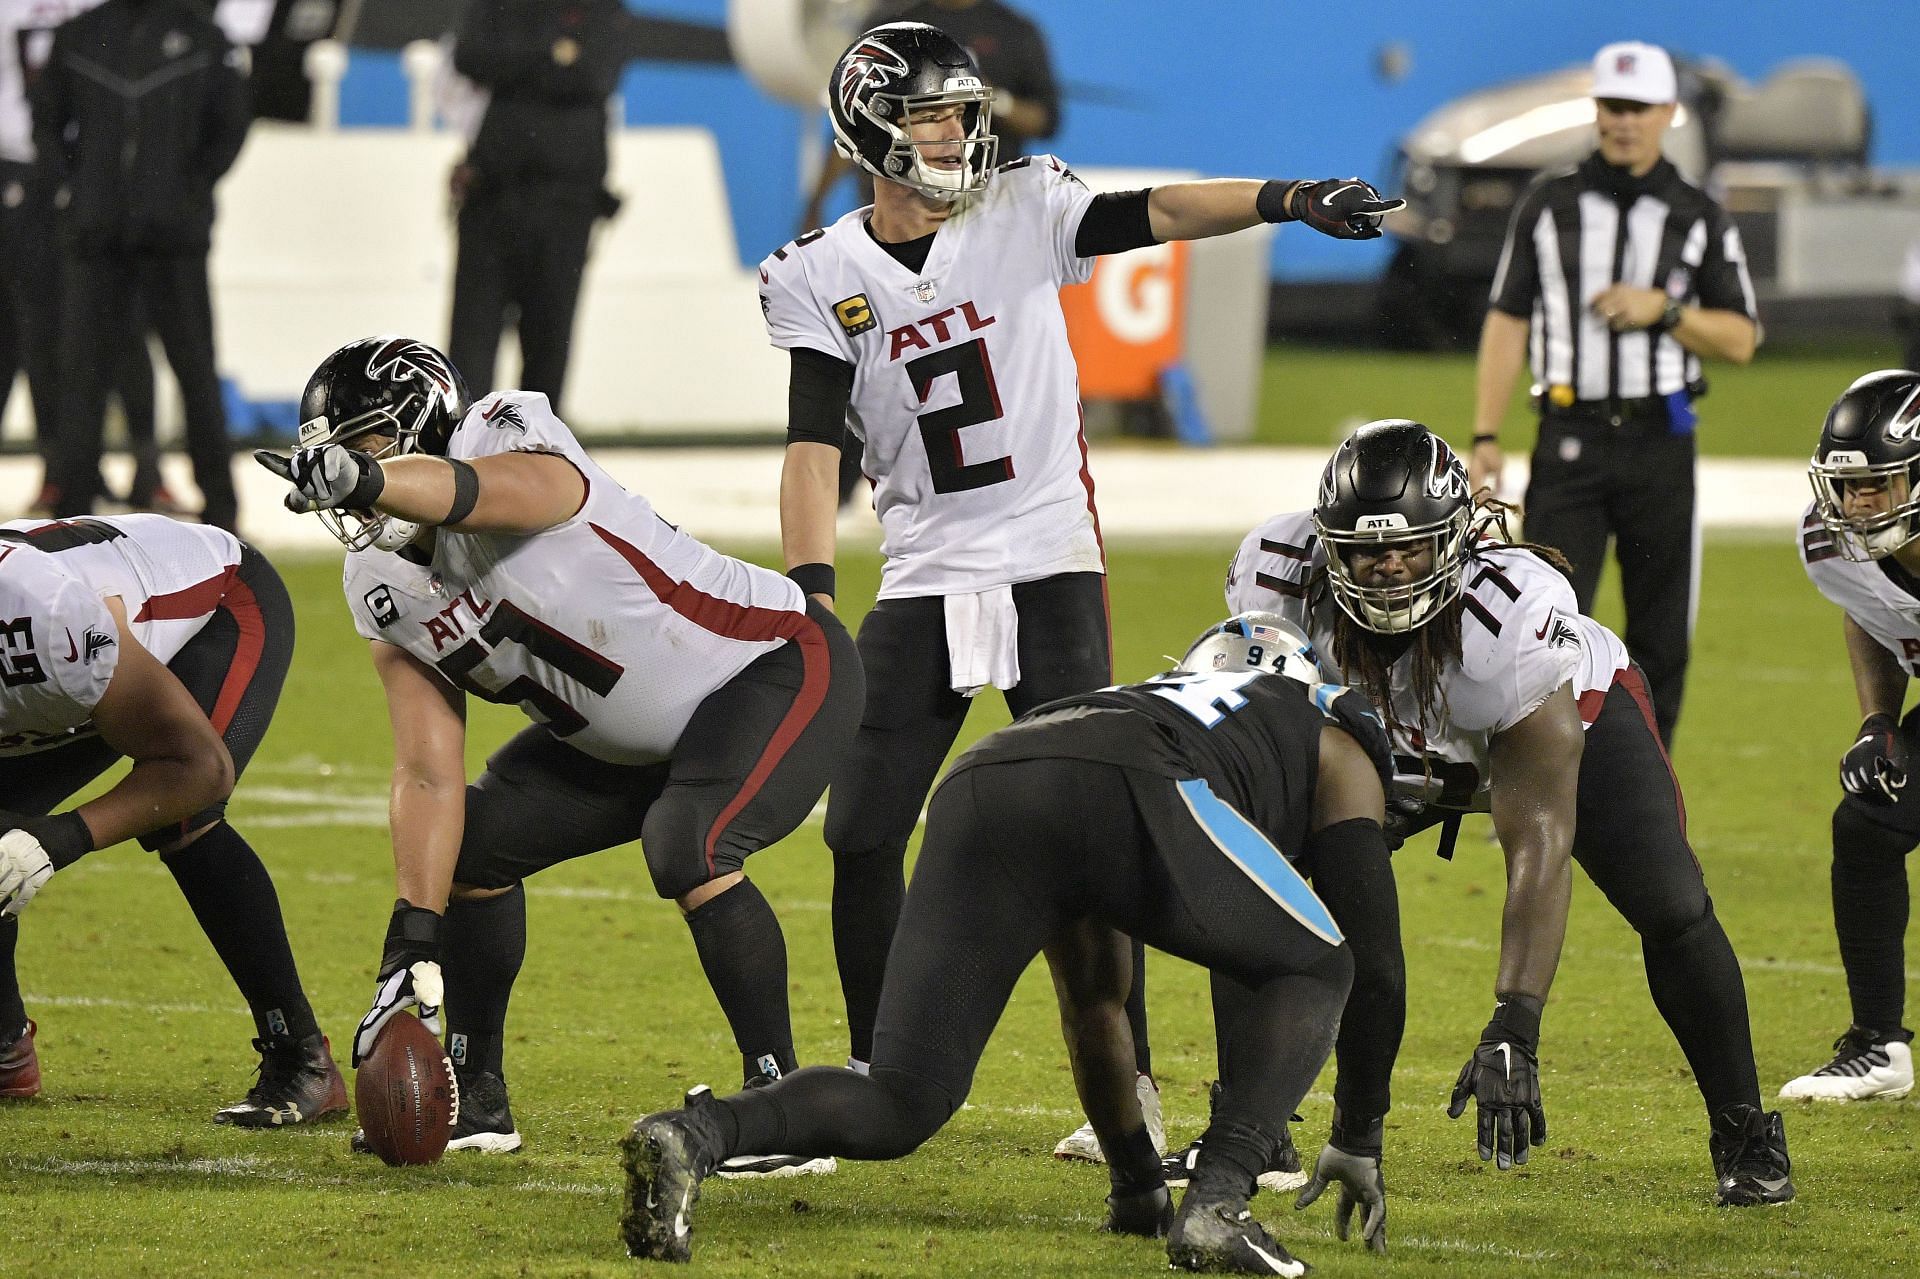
[354,1013,457,1166]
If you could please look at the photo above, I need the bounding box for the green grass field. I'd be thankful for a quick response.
[1,533,1909,1278]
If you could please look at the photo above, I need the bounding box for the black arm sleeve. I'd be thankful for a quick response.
[1305,817,1406,1130]
[786,346,855,449]
[1072,189,1157,259]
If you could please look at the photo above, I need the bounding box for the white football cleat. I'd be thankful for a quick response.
[1054,1073,1165,1163]
[1779,1029,1913,1101]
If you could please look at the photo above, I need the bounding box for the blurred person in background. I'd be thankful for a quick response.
[0,0,170,518]
[446,0,634,416]
[32,0,250,533]
[1469,41,1758,747]
[1896,238,1920,372]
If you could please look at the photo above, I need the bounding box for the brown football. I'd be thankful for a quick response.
[354,1013,456,1166]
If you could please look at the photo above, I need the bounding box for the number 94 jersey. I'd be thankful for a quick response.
[759,156,1103,600]
[344,391,808,766]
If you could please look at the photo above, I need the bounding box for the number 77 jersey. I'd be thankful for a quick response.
[760,155,1106,600]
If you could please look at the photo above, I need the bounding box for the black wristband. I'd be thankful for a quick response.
[1483,991,1544,1053]
[1255,179,1299,224]
[345,454,386,509]
[379,898,442,978]
[25,811,93,870]
[442,458,481,526]
[1328,1106,1384,1159]
[787,562,835,599]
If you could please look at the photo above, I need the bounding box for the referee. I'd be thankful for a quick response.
[1469,41,1758,746]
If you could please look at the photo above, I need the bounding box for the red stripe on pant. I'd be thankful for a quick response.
[1616,664,1688,839]
[702,614,832,877]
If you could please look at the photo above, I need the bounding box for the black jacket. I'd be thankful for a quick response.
[31,0,251,254]
[455,0,634,191]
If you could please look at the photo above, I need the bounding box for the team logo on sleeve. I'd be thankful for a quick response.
[364,585,401,627]
[480,397,526,432]
[833,294,877,336]
[1533,607,1581,651]
[80,627,114,663]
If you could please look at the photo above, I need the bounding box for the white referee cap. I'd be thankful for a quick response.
[1591,41,1676,105]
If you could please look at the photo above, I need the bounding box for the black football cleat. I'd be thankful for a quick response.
[1103,1182,1174,1237]
[1163,1084,1305,1193]
[448,1068,522,1153]
[1710,1105,1795,1207]
[215,1033,348,1128]
[1167,1194,1310,1275]
[714,1073,834,1178]
[0,1020,40,1100]
[621,1085,725,1263]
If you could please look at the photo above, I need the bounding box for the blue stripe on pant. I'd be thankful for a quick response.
[1174,777,1343,946]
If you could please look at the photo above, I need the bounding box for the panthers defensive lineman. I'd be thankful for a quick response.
[766,19,1402,1160]
[1782,369,1920,1101]
[622,616,1401,1274]
[258,337,861,1163]
[1225,419,1793,1206]
[0,513,346,1126]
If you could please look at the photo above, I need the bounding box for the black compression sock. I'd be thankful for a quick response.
[830,842,905,1065]
[442,883,526,1079]
[1105,1124,1164,1192]
[1642,901,1762,1116]
[0,918,23,1040]
[162,823,319,1042]
[1188,1117,1271,1200]
[684,878,797,1082]
[1126,935,1152,1077]
[1832,807,1912,1031]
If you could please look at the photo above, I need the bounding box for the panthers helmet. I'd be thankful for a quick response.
[1808,369,1920,561]
[1313,420,1473,634]
[827,23,997,202]
[1175,612,1323,685]
[297,336,470,552]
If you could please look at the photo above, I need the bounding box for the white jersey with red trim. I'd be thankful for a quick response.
[345,391,808,765]
[758,155,1103,600]
[0,514,243,754]
[1225,510,1630,794]
[1799,501,1920,675]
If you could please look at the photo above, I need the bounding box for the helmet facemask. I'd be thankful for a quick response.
[296,394,436,553]
[1317,507,1474,634]
[837,81,998,202]
[1809,452,1920,561]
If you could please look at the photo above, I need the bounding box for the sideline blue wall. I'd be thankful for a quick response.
[343,0,1920,280]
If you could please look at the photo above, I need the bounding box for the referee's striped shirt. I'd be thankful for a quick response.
[1489,152,1758,403]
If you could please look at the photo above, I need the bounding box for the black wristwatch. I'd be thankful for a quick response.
[1651,298,1685,335]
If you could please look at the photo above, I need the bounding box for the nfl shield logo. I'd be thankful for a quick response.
[912,279,938,303]
[1615,53,1636,73]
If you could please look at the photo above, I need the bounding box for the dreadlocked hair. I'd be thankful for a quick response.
[1318,493,1571,736]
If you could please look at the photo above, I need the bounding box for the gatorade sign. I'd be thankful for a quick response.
[1061,240,1189,399]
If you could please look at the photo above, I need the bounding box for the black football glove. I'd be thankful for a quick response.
[1840,712,1909,805]
[254,444,385,514]
[352,900,444,1066]
[1447,996,1547,1169]
[1288,178,1405,240]
[1294,1112,1387,1255]
[1309,682,1394,788]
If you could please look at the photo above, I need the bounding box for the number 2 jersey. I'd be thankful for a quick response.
[1226,511,1630,800]
[1799,501,1920,674]
[343,391,809,766]
[0,513,244,754]
[758,156,1103,600]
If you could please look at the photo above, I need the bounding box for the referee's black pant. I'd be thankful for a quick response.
[52,248,234,530]
[1524,407,1695,745]
[448,182,600,414]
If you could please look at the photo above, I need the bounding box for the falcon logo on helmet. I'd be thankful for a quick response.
[367,338,462,403]
[836,41,910,124]
[826,23,998,204]
[1809,369,1920,560]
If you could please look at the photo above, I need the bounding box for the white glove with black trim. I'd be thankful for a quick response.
[254,444,385,514]
[0,828,53,918]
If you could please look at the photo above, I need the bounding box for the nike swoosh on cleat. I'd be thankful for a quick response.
[1246,1240,1305,1276]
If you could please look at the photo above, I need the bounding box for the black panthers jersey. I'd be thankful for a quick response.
[946,669,1326,862]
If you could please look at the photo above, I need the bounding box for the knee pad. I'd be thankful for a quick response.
[1833,799,1918,870]
[866,1063,960,1155]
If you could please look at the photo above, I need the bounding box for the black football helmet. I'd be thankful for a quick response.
[827,23,997,202]
[1809,369,1920,561]
[1313,420,1474,634]
[297,336,470,551]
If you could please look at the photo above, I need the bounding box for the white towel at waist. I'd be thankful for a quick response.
[944,585,1020,698]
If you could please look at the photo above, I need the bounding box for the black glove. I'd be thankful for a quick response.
[1447,995,1547,1169]
[254,444,385,514]
[1309,682,1393,788]
[1294,1138,1387,1255]
[1288,178,1405,240]
[1840,712,1909,805]
[351,900,444,1065]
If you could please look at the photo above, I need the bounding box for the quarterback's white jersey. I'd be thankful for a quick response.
[0,514,244,754]
[759,155,1103,600]
[1226,511,1631,797]
[345,391,808,766]
[0,0,106,163]
[1799,502,1920,675]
